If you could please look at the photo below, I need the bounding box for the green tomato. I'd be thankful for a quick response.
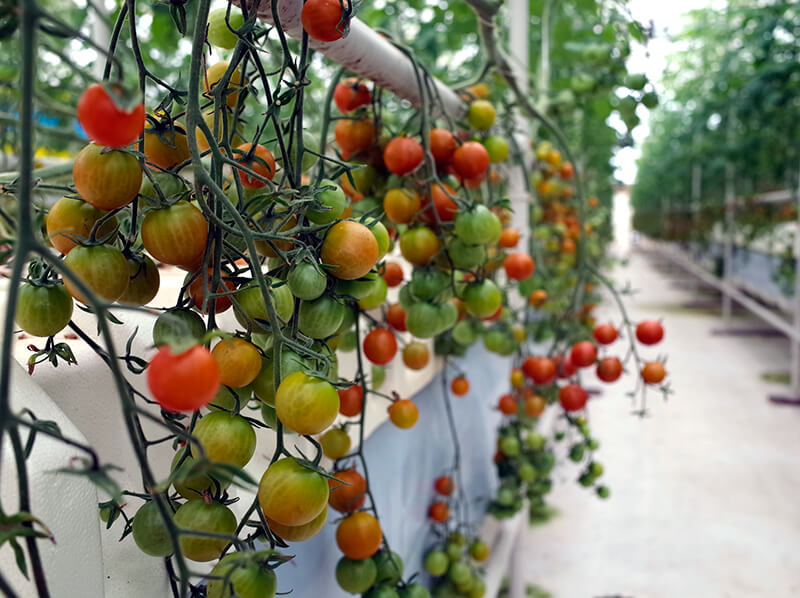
[468,578,486,598]
[288,262,328,301]
[409,268,450,301]
[139,171,188,206]
[336,270,378,300]
[194,411,256,468]
[436,301,459,334]
[447,238,486,270]
[406,302,440,339]
[424,550,449,576]
[152,309,206,347]
[345,165,377,195]
[358,275,388,310]
[518,461,537,483]
[398,284,415,310]
[454,205,501,245]
[366,587,400,598]
[641,91,659,109]
[483,135,509,163]
[131,500,174,557]
[399,583,431,598]
[371,364,386,389]
[207,7,244,49]
[174,499,237,562]
[335,556,377,593]
[251,350,310,405]
[451,320,478,345]
[623,73,648,90]
[15,282,73,337]
[209,384,251,411]
[307,179,346,224]
[206,553,277,598]
[338,330,357,352]
[234,282,294,332]
[482,329,515,355]
[500,435,520,457]
[365,217,390,260]
[526,433,546,450]
[496,487,514,506]
[445,542,462,562]
[373,551,403,585]
[171,447,230,499]
[462,280,502,318]
[298,295,345,339]
[448,561,471,585]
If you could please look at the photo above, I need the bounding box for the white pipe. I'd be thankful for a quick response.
[243,0,465,120]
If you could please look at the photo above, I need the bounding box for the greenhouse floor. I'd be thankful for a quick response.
[521,246,800,598]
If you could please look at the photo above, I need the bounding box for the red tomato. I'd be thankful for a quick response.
[334,118,375,155]
[334,78,371,112]
[363,328,397,364]
[428,501,450,523]
[336,512,381,559]
[559,161,574,179]
[383,137,424,176]
[503,253,534,280]
[188,272,235,314]
[593,323,618,345]
[234,143,276,188]
[559,384,588,412]
[641,361,666,384]
[147,345,220,412]
[497,393,517,415]
[421,183,458,223]
[596,356,623,383]
[451,377,469,396]
[529,289,547,307]
[301,0,350,41]
[499,228,520,248]
[429,128,457,164]
[636,320,664,345]
[570,341,598,368]
[338,385,364,417]
[556,354,578,379]
[386,303,407,332]
[434,476,454,496]
[521,356,556,384]
[451,141,489,180]
[388,399,418,428]
[524,395,546,417]
[328,469,366,513]
[380,262,404,287]
[77,83,144,148]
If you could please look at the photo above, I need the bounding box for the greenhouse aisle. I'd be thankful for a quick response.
[520,246,800,598]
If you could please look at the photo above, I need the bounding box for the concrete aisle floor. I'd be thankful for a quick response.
[520,247,800,598]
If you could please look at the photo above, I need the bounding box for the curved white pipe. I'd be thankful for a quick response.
[243,0,466,120]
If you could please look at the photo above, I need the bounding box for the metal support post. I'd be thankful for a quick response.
[721,160,735,327]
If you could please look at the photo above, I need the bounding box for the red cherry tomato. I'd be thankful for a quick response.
[386,303,407,332]
[521,356,556,384]
[338,385,364,417]
[451,141,489,180]
[301,0,350,42]
[428,501,450,523]
[570,341,598,368]
[596,356,623,383]
[334,78,371,112]
[497,393,517,415]
[380,262,404,287]
[363,328,397,364]
[559,384,588,412]
[77,83,145,148]
[383,137,424,176]
[593,323,618,345]
[434,476,454,496]
[555,354,578,379]
[636,320,664,345]
[451,377,469,396]
[429,128,457,164]
[503,253,534,280]
[641,361,667,384]
[388,399,418,428]
[147,345,220,412]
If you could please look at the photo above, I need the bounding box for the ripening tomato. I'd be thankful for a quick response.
[329,468,367,513]
[147,345,220,412]
[596,356,623,383]
[321,220,379,280]
[118,255,160,306]
[570,341,598,368]
[451,141,489,180]
[141,201,208,268]
[211,337,262,388]
[497,393,517,415]
[334,118,375,154]
[422,183,458,223]
[451,377,469,396]
[388,399,418,428]
[402,341,429,370]
[467,100,495,130]
[383,188,421,224]
[336,512,382,559]
[234,143,276,188]
[63,244,129,304]
[206,553,277,598]
[258,458,329,526]
[338,385,363,417]
[363,328,397,364]
[321,428,351,460]
[46,196,118,255]
[383,136,424,176]
[77,83,144,148]
[194,411,256,467]
[636,320,664,345]
[434,476,454,496]
[174,499,236,562]
[522,356,556,384]
[641,361,666,384]
[504,253,534,280]
[144,113,190,169]
[499,228,520,248]
[510,368,524,388]
[276,371,339,435]
[559,384,588,412]
[529,289,547,307]
[428,501,450,523]
[15,282,73,337]
[593,323,618,345]
[203,61,244,108]
[429,128,457,164]
[301,0,349,41]
[267,506,328,543]
[559,161,575,179]
[381,261,404,287]
[386,303,407,332]
[525,394,546,417]
[188,271,235,314]
[334,78,371,112]
[400,227,440,266]
[469,540,490,562]
[73,143,141,210]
